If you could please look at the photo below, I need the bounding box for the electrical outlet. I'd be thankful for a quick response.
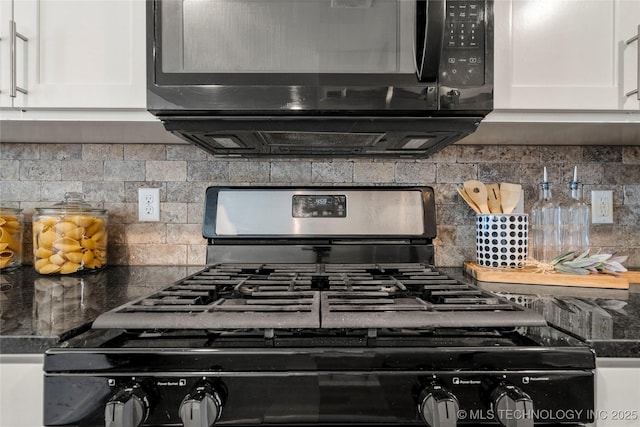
[138,188,160,222]
[591,190,613,224]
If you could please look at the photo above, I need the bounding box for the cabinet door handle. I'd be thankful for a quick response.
[625,24,639,100]
[10,20,28,98]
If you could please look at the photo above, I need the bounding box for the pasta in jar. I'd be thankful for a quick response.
[0,207,23,270]
[33,193,108,275]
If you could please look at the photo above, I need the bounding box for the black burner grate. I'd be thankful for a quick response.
[93,263,546,332]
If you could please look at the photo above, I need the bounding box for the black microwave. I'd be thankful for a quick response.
[147,0,493,157]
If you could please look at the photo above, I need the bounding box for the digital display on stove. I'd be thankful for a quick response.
[292,195,346,218]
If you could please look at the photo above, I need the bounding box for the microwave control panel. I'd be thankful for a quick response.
[440,0,486,87]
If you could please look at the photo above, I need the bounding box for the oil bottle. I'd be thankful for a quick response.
[559,166,590,255]
[530,167,562,263]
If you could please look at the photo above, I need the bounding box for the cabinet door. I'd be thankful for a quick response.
[0,356,44,427]
[621,1,640,109]
[495,0,638,110]
[12,0,145,109]
[0,0,15,107]
[595,364,640,427]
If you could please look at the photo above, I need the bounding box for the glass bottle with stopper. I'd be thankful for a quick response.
[530,167,562,263]
[560,166,590,255]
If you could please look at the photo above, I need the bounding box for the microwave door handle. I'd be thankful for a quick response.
[415,0,445,82]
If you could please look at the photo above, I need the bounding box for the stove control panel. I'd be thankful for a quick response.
[44,368,594,426]
[416,379,537,427]
[411,372,592,427]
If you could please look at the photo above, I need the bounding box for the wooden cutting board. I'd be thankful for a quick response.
[464,262,630,289]
[622,270,640,284]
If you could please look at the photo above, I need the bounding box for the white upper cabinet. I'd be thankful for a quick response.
[2,0,639,130]
[6,0,145,110]
[494,0,640,110]
[621,5,640,109]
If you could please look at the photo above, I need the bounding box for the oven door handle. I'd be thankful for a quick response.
[415,0,445,82]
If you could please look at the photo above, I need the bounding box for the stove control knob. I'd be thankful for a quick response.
[490,382,534,427]
[104,385,149,427]
[418,384,459,427]
[179,383,224,427]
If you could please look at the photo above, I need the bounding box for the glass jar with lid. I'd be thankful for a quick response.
[33,193,108,275]
[0,207,24,270]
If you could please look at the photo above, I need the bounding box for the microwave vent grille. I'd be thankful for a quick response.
[259,132,383,148]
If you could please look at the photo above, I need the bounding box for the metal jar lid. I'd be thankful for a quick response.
[0,206,23,216]
[35,192,107,215]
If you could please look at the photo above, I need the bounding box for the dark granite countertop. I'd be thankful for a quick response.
[0,266,203,354]
[1,266,639,357]
[440,267,640,358]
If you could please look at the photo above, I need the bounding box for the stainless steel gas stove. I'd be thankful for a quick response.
[44,187,595,427]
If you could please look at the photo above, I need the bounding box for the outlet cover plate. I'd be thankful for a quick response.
[591,190,613,224]
[139,188,160,222]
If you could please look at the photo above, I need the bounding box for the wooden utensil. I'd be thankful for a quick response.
[456,187,481,214]
[463,180,490,214]
[500,183,522,214]
[486,183,502,213]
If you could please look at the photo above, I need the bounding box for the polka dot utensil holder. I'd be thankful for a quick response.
[476,214,529,268]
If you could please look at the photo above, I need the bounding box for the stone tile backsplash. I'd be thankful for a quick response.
[1,143,639,267]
